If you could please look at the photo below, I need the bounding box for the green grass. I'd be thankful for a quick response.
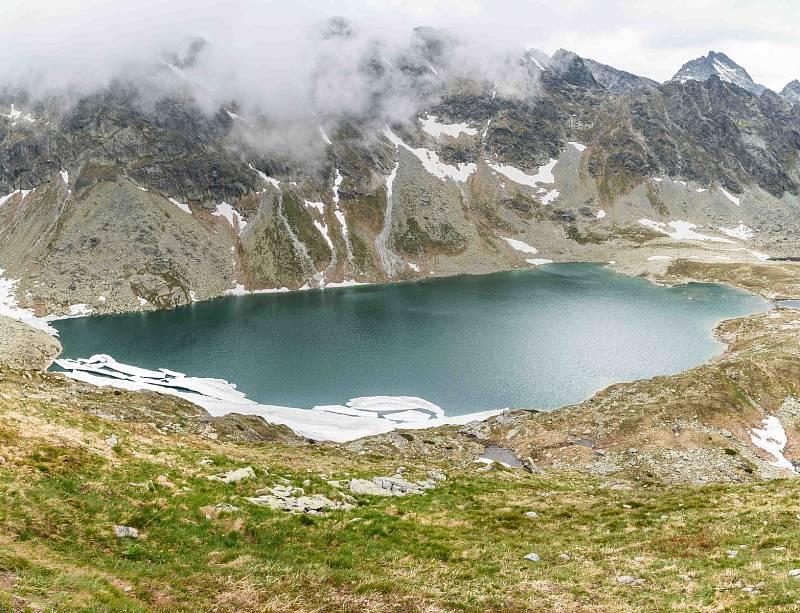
[2,433,800,611]
[2,366,800,611]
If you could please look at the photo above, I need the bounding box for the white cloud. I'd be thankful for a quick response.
[0,0,797,123]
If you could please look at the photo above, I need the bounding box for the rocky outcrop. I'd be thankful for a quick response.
[0,316,60,369]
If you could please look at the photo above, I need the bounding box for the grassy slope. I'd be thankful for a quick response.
[1,371,800,611]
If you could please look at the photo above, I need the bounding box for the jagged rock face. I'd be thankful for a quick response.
[582,58,658,92]
[1,42,800,315]
[782,80,800,106]
[591,77,800,197]
[671,50,766,94]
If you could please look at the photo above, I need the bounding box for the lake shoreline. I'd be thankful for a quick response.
[48,263,768,441]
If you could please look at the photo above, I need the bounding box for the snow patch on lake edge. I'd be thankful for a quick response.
[55,354,503,442]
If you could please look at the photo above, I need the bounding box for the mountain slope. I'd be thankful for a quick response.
[582,57,659,92]
[0,31,800,318]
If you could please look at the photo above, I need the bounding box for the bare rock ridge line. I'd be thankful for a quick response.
[1,29,800,317]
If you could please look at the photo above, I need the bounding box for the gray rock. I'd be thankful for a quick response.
[245,493,352,514]
[523,553,541,562]
[616,575,636,584]
[349,475,429,497]
[521,457,542,474]
[207,466,256,484]
[349,478,394,496]
[372,475,425,495]
[197,459,214,466]
[525,511,539,519]
[105,434,119,446]
[428,469,447,481]
[114,525,139,539]
[558,553,571,561]
[788,569,800,577]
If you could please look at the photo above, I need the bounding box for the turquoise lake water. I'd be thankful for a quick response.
[52,264,767,415]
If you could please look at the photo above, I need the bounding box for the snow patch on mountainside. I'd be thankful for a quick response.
[639,219,733,243]
[719,186,741,206]
[719,223,753,240]
[488,159,557,187]
[751,415,795,472]
[0,189,31,208]
[212,203,247,235]
[168,197,191,214]
[419,114,478,139]
[502,237,538,254]
[0,269,58,335]
[384,128,476,182]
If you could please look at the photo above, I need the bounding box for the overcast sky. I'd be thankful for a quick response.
[1,0,798,91]
[331,0,800,90]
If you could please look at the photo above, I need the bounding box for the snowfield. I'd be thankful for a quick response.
[502,237,538,254]
[639,219,733,243]
[384,128,476,183]
[419,114,478,139]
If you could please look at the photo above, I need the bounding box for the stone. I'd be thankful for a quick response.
[788,569,800,577]
[727,550,738,558]
[558,553,571,561]
[207,466,256,484]
[371,475,425,495]
[197,459,214,466]
[523,553,541,562]
[521,457,542,474]
[616,575,636,584]
[525,511,539,519]
[302,479,311,487]
[349,479,393,496]
[428,469,447,481]
[720,429,733,439]
[114,525,139,539]
[201,503,239,519]
[349,475,429,497]
[105,434,119,446]
[245,493,352,514]
[156,475,177,489]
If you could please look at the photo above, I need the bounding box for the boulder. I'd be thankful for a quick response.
[207,466,256,483]
[114,525,139,539]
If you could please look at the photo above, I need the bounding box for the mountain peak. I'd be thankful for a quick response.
[781,79,800,105]
[671,50,765,94]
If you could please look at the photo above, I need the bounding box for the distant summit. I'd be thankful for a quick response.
[671,51,765,94]
[781,79,800,105]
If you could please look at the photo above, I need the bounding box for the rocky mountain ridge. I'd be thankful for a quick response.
[0,30,799,318]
